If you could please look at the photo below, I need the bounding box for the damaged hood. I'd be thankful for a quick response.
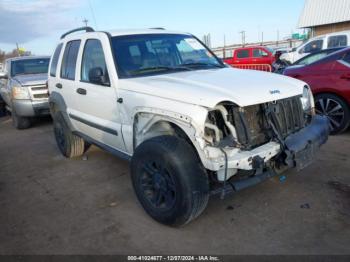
[119,67,306,108]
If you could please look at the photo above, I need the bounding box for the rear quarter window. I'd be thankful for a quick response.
[60,40,81,80]
[328,35,347,48]
[50,43,63,77]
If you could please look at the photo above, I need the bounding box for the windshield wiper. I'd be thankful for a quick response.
[131,66,192,75]
[181,62,224,68]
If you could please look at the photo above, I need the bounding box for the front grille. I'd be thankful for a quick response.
[33,93,49,99]
[230,95,305,149]
[31,85,47,91]
[29,85,48,100]
[269,96,305,138]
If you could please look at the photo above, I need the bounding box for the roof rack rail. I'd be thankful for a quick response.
[60,27,95,39]
[149,27,165,30]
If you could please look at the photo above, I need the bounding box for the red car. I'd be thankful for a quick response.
[224,46,275,71]
[284,47,350,134]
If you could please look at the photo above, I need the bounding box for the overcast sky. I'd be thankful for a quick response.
[0,0,305,55]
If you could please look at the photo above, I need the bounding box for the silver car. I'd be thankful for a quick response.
[0,56,50,129]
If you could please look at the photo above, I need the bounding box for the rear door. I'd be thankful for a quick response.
[67,33,126,152]
[52,40,81,122]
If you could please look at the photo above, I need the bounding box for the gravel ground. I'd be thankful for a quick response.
[0,116,349,255]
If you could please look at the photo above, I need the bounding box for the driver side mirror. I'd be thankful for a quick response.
[88,67,109,86]
[0,72,8,79]
[292,47,297,52]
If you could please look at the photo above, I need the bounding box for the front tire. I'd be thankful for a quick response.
[53,112,85,158]
[12,109,31,129]
[315,93,350,135]
[131,136,209,227]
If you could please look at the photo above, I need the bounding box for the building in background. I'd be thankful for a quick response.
[299,0,350,36]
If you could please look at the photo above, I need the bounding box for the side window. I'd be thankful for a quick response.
[60,40,81,80]
[253,49,268,58]
[303,40,323,53]
[236,50,249,58]
[50,43,63,77]
[328,35,347,48]
[81,39,109,85]
[342,52,350,64]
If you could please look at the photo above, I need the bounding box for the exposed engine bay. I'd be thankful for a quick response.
[203,95,329,197]
[204,95,307,150]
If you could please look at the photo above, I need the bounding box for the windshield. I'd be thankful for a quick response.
[111,34,224,78]
[11,58,50,77]
[294,50,338,66]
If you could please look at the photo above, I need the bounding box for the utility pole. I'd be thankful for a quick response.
[223,34,226,59]
[82,18,89,27]
[261,32,264,45]
[277,30,280,47]
[239,31,246,47]
[16,43,20,57]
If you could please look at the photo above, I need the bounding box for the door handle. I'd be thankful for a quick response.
[56,83,62,89]
[76,88,87,95]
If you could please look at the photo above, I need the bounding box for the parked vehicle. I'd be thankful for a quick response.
[284,47,350,134]
[0,56,51,129]
[224,46,275,71]
[48,27,329,226]
[280,31,350,63]
[0,93,7,117]
[274,47,344,74]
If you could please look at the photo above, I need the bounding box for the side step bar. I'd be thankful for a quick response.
[210,169,277,196]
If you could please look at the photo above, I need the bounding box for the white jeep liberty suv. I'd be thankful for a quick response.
[48,27,329,226]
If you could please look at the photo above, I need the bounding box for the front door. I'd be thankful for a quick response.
[68,37,126,152]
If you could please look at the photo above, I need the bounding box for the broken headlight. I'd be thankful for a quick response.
[300,85,315,115]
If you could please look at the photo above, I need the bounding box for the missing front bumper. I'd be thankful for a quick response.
[208,114,329,182]
[284,115,330,170]
[211,115,330,196]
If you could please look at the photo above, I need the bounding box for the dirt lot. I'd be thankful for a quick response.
[0,116,349,255]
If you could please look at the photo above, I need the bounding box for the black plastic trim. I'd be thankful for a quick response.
[73,131,131,161]
[69,113,118,136]
[61,27,94,39]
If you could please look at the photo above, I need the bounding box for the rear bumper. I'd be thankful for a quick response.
[12,99,49,117]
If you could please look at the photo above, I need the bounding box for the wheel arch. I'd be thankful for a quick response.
[132,111,209,169]
[49,91,75,131]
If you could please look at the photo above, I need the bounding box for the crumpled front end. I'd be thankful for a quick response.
[202,95,330,185]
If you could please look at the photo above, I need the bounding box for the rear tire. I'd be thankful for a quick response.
[131,135,209,227]
[12,109,31,129]
[315,93,350,135]
[53,112,85,158]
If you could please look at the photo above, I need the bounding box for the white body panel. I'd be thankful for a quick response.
[281,31,350,63]
[48,28,312,181]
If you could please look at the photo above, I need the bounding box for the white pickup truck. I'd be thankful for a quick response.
[48,27,329,226]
